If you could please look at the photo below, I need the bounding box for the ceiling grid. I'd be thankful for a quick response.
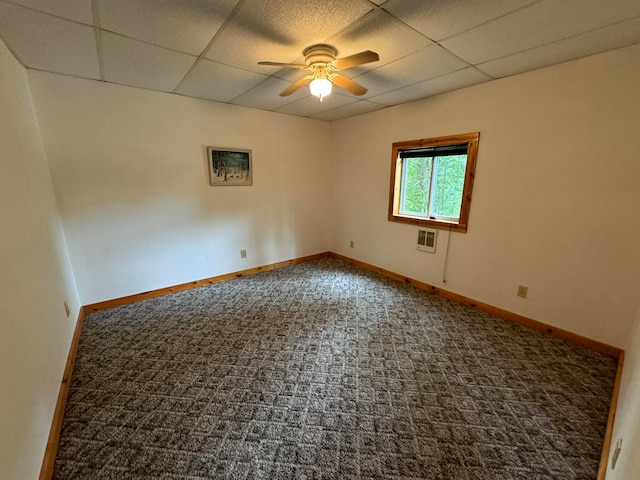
[0,0,638,121]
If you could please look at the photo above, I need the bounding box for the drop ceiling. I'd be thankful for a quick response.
[1,0,639,121]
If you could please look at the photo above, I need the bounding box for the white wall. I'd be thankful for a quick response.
[28,73,332,305]
[330,44,640,349]
[0,40,80,479]
[607,303,640,479]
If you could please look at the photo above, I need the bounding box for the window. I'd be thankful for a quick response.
[388,132,479,233]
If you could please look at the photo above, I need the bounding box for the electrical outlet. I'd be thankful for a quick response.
[64,300,70,317]
[350,240,354,248]
[517,285,528,298]
[240,249,247,259]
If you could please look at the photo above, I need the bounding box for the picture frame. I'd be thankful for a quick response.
[207,147,253,186]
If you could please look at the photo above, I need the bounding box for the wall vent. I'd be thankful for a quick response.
[417,228,437,253]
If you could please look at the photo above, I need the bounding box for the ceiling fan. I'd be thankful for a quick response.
[258,44,379,101]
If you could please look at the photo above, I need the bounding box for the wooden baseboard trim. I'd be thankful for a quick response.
[86,250,620,358]
[331,252,625,478]
[84,252,332,313]
[330,252,621,359]
[42,251,623,480]
[39,307,86,480]
[597,351,625,479]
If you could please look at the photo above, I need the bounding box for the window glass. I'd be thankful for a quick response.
[388,133,479,233]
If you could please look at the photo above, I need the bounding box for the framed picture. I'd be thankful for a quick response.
[207,147,253,186]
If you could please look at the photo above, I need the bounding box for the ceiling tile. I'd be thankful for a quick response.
[310,100,386,121]
[8,0,93,24]
[353,45,471,98]
[0,2,99,78]
[382,0,537,41]
[176,59,268,103]
[441,0,640,64]
[205,0,373,72]
[230,77,308,111]
[1,0,637,121]
[102,32,196,92]
[323,9,434,76]
[97,0,238,55]
[477,16,640,78]
[274,92,357,117]
[368,67,491,106]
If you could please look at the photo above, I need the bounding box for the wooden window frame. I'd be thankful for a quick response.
[388,132,480,233]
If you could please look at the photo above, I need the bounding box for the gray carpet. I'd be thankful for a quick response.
[53,257,617,479]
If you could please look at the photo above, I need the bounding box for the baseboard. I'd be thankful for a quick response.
[39,307,86,480]
[331,252,625,478]
[330,252,621,359]
[43,251,623,478]
[597,351,625,480]
[85,250,621,358]
[84,252,332,312]
[39,254,329,477]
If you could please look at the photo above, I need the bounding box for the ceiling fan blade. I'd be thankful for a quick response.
[280,75,313,96]
[330,74,368,96]
[332,50,379,70]
[258,61,308,69]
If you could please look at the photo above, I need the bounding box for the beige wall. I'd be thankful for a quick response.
[27,44,640,347]
[0,40,80,479]
[329,43,640,349]
[607,303,640,479]
[28,72,332,305]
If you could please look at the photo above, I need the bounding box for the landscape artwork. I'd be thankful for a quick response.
[208,147,252,186]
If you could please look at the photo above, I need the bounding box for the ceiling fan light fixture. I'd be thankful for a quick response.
[259,44,379,99]
[310,78,332,101]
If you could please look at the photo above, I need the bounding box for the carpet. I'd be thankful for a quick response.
[53,257,617,479]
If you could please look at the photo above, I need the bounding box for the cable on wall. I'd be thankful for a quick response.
[442,223,453,284]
